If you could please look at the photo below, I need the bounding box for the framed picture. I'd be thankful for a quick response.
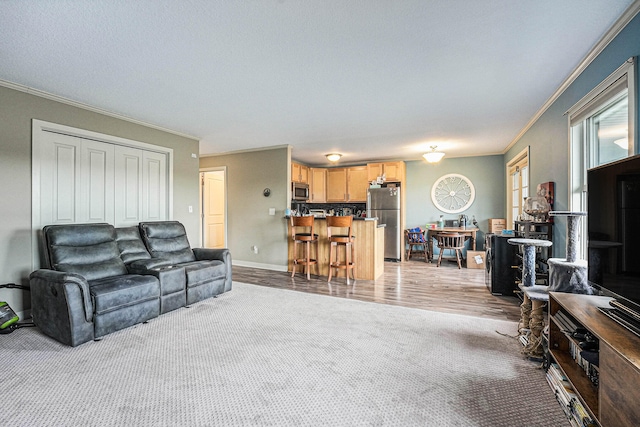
[539,182,555,222]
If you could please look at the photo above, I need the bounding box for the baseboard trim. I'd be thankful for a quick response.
[232,260,288,272]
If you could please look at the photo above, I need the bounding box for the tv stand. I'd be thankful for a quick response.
[549,292,640,426]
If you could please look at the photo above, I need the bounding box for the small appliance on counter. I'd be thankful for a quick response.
[309,209,326,218]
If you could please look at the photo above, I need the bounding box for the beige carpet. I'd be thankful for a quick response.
[1,282,569,426]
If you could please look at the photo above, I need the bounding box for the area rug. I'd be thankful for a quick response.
[1,282,568,426]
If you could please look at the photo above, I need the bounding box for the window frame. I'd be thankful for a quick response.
[506,146,530,227]
[567,57,636,258]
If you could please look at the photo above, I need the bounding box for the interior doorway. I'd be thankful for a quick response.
[201,169,227,249]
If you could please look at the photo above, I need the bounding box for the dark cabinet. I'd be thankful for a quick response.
[485,234,518,295]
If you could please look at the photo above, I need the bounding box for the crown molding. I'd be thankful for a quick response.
[504,0,640,154]
[0,78,199,141]
[199,144,291,158]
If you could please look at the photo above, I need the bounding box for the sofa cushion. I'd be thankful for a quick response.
[180,260,227,286]
[115,226,152,265]
[139,221,196,264]
[44,224,128,281]
[89,275,160,315]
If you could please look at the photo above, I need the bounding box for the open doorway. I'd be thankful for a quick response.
[200,169,227,248]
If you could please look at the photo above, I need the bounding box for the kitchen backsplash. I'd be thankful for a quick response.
[295,202,367,216]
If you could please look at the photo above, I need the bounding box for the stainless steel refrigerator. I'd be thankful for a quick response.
[367,186,401,261]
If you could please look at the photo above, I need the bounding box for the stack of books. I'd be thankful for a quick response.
[546,363,597,427]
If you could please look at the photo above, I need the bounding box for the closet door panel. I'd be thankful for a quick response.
[114,146,143,227]
[81,139,114,223]
[143,151,167,221]
[40,132,81,225]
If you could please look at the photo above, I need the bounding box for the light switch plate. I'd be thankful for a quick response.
[269,208,276,215]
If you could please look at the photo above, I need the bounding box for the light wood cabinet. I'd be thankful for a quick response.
[291,162,309,184]
[326,168,347,202]
[347,166,369,202]
[309,168,327,203]
[326,167,369,202]
[287,218,384,280]
[367,161,405,183]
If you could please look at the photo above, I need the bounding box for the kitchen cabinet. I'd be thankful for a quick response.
[367,161,405,183]
[309,168,327,203]
[347,166,369,202]
[326,167,369,202]
[326,168,347,202]
[287,217,384,280]
[291,162,309,184]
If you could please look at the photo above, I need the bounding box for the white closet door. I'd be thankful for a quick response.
[81,139,115,224]
[142,150,167,222]
[114,145,144,227]
[39,132,82,225]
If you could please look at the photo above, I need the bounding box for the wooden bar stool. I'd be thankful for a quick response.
[290,215,318,280]
[326,215,356,284]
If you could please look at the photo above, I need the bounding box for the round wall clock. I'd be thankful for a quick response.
[431,173,475,213]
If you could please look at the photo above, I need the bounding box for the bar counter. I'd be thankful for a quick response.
[287,217,385,280]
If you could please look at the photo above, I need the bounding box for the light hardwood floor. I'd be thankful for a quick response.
[232,258,521,322]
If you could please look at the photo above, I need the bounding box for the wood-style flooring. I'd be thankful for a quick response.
[233,258,522,322]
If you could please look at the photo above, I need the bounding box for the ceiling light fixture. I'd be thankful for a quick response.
[422,146,445,163]
[326,153,342,162]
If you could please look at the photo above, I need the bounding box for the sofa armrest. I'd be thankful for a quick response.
[193,248,230,263]
[29,269,95,346]
[193,248,232,292]
[127,258,173,272]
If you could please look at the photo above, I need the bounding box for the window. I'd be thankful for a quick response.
[506,147,529,227]
[568,58,636,257]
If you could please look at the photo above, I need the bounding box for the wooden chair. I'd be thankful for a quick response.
[326,215,356,283]
[290,215,318,280]
[436,233,464,268]
[405,228,428,262]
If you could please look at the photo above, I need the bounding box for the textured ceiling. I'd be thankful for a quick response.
[0,1,635,166]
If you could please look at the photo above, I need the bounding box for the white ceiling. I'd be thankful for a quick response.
[0,1,636,166]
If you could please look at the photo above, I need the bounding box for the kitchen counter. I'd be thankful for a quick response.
[287,216,385,280]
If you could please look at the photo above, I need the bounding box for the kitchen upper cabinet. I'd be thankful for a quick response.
[309,168,327,203]
[326,167,368,202]
[367,161,405,183]
[291,162,309,184]
[347,166,369,202]
[326,168,347,202]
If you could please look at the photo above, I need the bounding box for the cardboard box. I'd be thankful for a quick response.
[488,218,506,233]
[467,250,486,269]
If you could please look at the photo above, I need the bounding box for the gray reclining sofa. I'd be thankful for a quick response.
[30,221,232,346]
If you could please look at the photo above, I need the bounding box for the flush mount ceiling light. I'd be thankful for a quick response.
[422,146,445,163]
[325,153,342,162]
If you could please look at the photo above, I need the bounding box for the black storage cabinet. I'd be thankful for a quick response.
[485,233,517,295]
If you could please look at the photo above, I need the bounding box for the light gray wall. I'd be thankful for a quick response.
[0,86,200,315]
[505,12,640,258]
[405,155,505,250]
[200,147,290,269]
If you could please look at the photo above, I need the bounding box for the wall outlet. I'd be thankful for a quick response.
[251,245,259,254]
[268,207,276,216]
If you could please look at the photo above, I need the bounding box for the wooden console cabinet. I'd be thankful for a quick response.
[548,292,640,426]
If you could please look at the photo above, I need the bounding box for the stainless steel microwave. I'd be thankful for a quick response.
[292,182,309,201]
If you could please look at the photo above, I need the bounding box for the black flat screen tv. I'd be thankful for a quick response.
[587,154,640,309]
